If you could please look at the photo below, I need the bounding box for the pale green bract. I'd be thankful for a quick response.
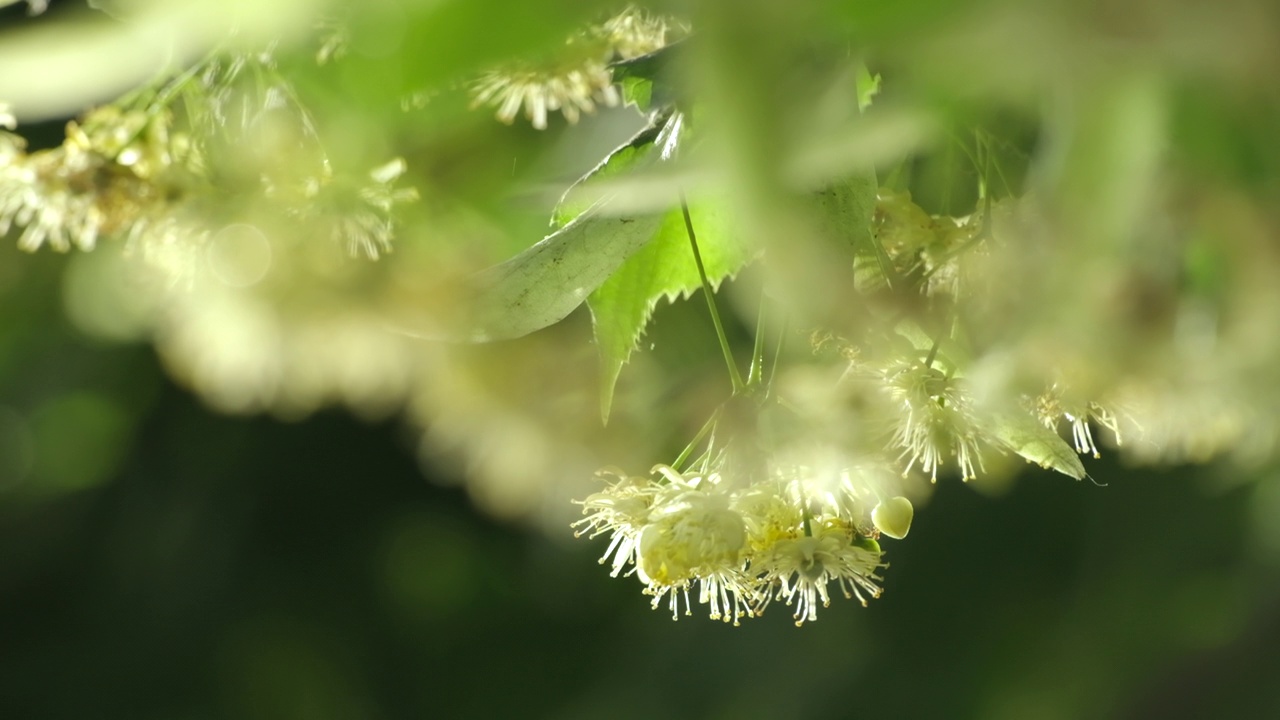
[871,496,914,540]
[986,410,1088,480]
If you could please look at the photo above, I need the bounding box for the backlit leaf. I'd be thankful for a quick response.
[588,199,751,422]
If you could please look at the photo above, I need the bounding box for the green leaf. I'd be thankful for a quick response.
[553,119,665,225]
[465,209,667,341]
[463,119,669,342]
[855,64,881,112]
[813,172,878,257]
[985,411,1087,480]
[588,199,752,422]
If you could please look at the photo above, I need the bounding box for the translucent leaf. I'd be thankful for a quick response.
[553,120,665,226]
[986,411,1087,480]
[588,200,752,422]
[855,64,881,112]
[465,120,669,342]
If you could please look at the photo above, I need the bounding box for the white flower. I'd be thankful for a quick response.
[755,523,884,626]
[470,61,619,130]
[467,6,678,129]
[732,484,803,553]
[883,360,986,481]
[572,468,659,577]
[694,568,758,626]
[1033,384,1122,458]
[634,476,752,621]
[577,454,896,625]
[637,489,746,586]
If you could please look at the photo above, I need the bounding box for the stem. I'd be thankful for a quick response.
[748,293,767,386]
[923,335,941,369]
[765,312,788,398]
[681,194,745,393]
[671,407,722,472]
[870,233,900,293]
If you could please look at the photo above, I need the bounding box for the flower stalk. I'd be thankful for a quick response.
[681,194,745,394]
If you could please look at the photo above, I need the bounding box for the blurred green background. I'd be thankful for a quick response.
[5,0,1280,718]
[3,234,1280,719]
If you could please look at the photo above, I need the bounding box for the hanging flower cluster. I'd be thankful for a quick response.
[571,173,1135,624]
[572,341,1130,625]
[574,461,896,626]
[2,46,422,419]
[468,5,683,129]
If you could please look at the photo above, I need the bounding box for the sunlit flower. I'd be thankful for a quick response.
[1032,384,1122,458]
[883,360,986,481]
[1,107,199,255]
[468,5,678,129]
[694,567,758,626]
[288,157,418,259]
[572,467,660,577]
[470,61,620,130]
[599,6,676,60]
[754,523,884,626]
[732,483,803,553]
[637,486,746,590]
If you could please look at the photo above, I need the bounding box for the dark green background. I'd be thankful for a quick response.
[2,237,1278,719]
[4,1,1280,717]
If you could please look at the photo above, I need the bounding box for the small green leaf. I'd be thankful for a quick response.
[887,319,969,375]
[855,64,881,112]
[620,76,653,112]
[588,199,752,422]
[810,171,885,296]
[610,39,688,109]
[986,411,1087,480]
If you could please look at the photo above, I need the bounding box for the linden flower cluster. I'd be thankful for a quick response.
[843,350,1123,485]
[574,315,1127,627]
[2,50,417,277]
[0,105,203,256]
[574,463,909,626]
